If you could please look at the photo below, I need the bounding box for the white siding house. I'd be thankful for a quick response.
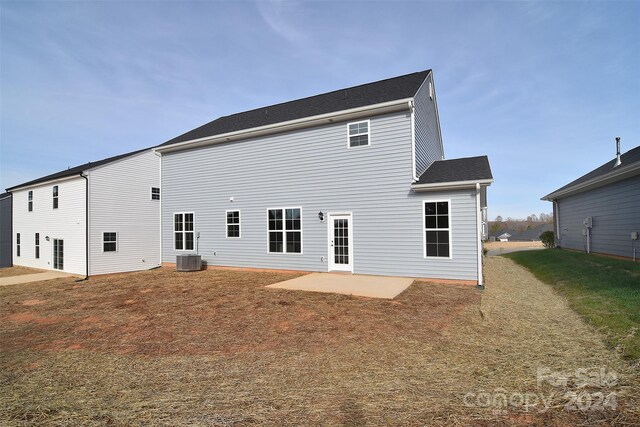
[7,149,160,276]
[157,70,493,285]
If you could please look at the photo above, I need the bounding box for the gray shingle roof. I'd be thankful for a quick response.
[415,156,493,185]
[546,145,640,197]
[6,148,150,192]
[160,70,432,146]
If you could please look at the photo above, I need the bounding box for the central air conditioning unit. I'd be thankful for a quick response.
[176,254,202,272]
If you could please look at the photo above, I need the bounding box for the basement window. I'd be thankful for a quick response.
[424,200,451,258]
[103,232,117,252]
[347,120,370,148]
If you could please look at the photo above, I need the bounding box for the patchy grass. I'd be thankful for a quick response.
[505,249,640,363]
[0,266,43,279]
[0,260,638,426]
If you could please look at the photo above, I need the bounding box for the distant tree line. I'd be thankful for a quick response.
[489,212,553,234]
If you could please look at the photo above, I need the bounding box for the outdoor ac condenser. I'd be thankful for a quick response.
[176,254,202,272]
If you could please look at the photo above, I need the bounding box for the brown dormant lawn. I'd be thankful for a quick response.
[1,259,638,426]
[0,266,43,279]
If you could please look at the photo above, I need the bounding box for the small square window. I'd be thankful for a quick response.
[347,120,370,147]
[103,232,117,252]
[151,187,160,200]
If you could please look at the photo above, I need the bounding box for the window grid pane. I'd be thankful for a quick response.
[425,201,450,258]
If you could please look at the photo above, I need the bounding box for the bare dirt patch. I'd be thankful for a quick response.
[0,263,637,425]
[484,241,544,250]
[21,299,46,306]
[0,266,42,278]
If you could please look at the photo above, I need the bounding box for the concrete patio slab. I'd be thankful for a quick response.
[0,271,80,286]
[266,273,413,299]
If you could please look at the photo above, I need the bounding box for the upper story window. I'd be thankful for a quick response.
[53,185,59,209]
[35,233,40,259]
[103,232,117,252]
[424,200,451,258]
[174,213,194,250]
[226,210,240,238]
[151,187,160,200]
[347,120,370,148]
[28,191,33,212]
[268,208,301,253]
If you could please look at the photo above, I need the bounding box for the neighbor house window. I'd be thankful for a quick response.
[35,233,40,259]
[226,210,240,238]
[424,201,451,258]
[174,213,194,250]
[348,120,370,147]
[16,233,20,257]
[268,208,301,253]
[151,187,160,200]
[103,232,117,252]
[28,191,33,211]
[53,185,59,209]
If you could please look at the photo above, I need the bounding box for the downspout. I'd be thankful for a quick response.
[77,172,89,281]
[475,183,484,289]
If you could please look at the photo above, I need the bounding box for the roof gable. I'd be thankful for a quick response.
[544,145,640,198]
[160,70,431,147]
[6,147,151,192]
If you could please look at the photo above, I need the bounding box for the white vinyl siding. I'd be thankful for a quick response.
[88,150,160,275]
[12,177,87,275]
[161,111,480,280]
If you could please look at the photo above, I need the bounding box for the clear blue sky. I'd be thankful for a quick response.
[1,1,638,219]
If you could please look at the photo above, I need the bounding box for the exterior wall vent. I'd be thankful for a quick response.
[176,254,202,272]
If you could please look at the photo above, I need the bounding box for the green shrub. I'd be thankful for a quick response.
[540,230,555,248]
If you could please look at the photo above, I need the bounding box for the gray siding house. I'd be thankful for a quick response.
[0,192,12,268]
[542,142,640,259]
[157,70,493,285]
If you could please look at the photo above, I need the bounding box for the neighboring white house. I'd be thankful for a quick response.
[156,70,493,286]
[7,149,161,276]
[497,233,511,242]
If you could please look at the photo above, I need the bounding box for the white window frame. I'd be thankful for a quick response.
[53,185,59,209]
[226,210,241,239]
[266,207,303,254]
[35,233,40,259]
[102,232,118,253]
[151,187,160,201]
[173,212,195,251]
[28,191,33,212]
[347,119,371,148]
[422,199,453,259]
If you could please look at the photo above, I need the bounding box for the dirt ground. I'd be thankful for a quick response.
[0,259,637,426]
[0,266,43,278]
[484,241,544,250]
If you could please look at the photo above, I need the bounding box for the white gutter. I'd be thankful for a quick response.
[475,183,484,288]
[542,161,640,201]
[155,98,414,154]
[411,179,493,192]
[6,173,87,193]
